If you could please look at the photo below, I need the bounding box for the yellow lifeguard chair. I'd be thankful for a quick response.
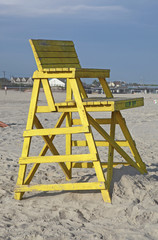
[14,40,147,202]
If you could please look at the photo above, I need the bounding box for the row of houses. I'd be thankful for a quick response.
[10,77,65,88]
[92,85,158,94]
[10,77,33,85]
[1,77,158,94]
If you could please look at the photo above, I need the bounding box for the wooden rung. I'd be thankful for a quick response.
[23,126,89,137]
[72,162,130,168]
[72,118,118,125]
[15,182,106,192]
[19,153,97,164]
[37,106,53,113]
[72,140,129,147]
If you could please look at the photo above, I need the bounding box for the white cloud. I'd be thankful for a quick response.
[29,4,128,16]
[0,0,129,20]
[0,0,20,5]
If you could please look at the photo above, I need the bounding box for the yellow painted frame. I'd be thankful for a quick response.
[14,40,147,203]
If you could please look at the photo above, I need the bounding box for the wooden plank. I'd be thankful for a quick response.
[41,79,56,111]
[14,79,41,200]
[107,112,116,189]
[84,127,111,203]
[31,39,74,46]
[72,118,117,125]
[43,68,75,72]
[57,105,114,112]
[24,163,40,185]
[75,68,110,78]
[14,164,27,200]
[23,126,89,137]
[70,78,89,127]
[76,78,87,99]
[29,41,43,71]
[15,182,105,192]
[99,78,113,98]
[65,79,73,179]
[40,58,80,64]
[116,111,147,172]
[72,140,129,147]
[39,112,67,156]
[19,153,97,164]
[33,70,75,79]
[42,63,81,68]
[72,162,130,168]
[55,97,144,112]
[38,52,78,58]
[34,115,71,179]
[26,79,40,130]
[23,113,67,187]
[36,106,52,113]
[87,113,145,174]
[33,46,77,52]
[114,98,144,110]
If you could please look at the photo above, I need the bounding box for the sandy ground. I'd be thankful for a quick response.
[0,89,158,240]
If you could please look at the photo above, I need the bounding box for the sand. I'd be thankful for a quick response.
[0,89,158,240]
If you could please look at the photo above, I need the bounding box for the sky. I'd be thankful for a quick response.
[0,0,158,84]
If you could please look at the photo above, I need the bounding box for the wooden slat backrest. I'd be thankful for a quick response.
[29,39,81,71]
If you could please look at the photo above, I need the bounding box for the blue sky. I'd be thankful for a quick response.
[0,0,158,84]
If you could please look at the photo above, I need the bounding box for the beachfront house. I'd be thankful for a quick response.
[10,77,33,86]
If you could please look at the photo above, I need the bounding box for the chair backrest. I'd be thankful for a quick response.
[29,39,81,71]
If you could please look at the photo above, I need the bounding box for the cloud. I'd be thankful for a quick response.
[0,0,129,20]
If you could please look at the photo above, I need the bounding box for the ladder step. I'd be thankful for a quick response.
[19,153,97,164]
[72,118,118,125]
[72,162,130,168]
[72,140,129,147]
[23,126,89,137]
[15,182,106,192]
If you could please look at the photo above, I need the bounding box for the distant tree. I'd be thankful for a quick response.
[133,83,139,86]
[92,79,100,87]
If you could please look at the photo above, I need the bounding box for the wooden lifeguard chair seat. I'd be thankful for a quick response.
[14,40,147,202]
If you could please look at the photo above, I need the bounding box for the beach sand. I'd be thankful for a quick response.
[0,89,158,240]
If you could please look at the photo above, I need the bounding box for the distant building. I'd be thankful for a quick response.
[108,82,115,87]
[49,78,65,88]
[10,77,33,85]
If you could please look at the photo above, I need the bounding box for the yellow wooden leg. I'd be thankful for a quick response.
[107,112,116,190]
[70,78,89,127]
[14,137,30,200]
[99,78,113,98]
[66,112,72,180]
[86,131,111,203]
[116,111,147,173]
[70,78,111,202]
[14,165,27,200]
[65,78,73,180]
[76,77,87,99]
[14,79,40,200]
[41,78,56,111]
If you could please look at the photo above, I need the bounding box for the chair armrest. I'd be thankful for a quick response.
[75,68,110,78]
[42,67,110,78]
[32,68,110,79]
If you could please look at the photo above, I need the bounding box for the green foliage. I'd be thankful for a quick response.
[92,79,100,87]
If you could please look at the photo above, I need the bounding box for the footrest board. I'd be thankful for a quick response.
[15,182,106,192]
[54,97,144,112]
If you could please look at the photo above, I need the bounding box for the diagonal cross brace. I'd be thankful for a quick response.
[87,113,146,174]
[23,112,70,186]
